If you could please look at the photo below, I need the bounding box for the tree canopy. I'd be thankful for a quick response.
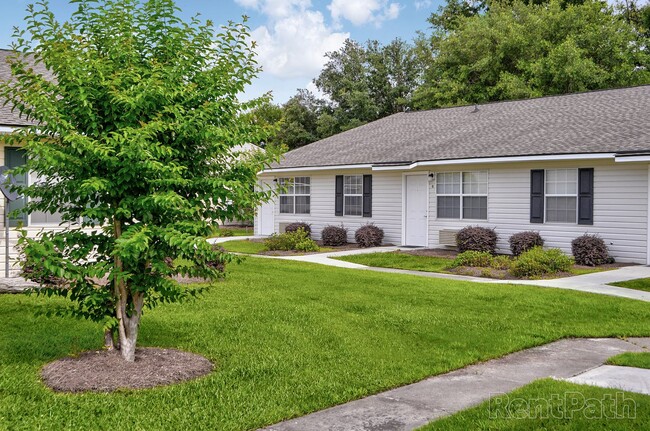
[414,0,650,108]
[1,0,277,361]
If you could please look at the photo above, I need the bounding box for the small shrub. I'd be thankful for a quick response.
[285,222,312,235]
[265,229,319,252]
[509,231,544,257]
[510,247,573,278]
[571,234,612,266]
[355,224,384,248]
[294,237,320,252]
[451,250,494,268]
[321,225,348,246]
[456,226,498,254]
[490,255,513,271]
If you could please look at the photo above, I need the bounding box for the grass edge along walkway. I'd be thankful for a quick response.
[264,337,650,431]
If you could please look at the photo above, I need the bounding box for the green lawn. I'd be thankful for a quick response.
[608,352,650,369]
[219,238,267,254]
[1,257,650,430]
[336,251,603,278]
[610,278,650,292]
[419,379,650,430]
[336,251,454,272]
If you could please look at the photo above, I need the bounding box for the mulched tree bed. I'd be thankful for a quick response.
[41,348,213,393]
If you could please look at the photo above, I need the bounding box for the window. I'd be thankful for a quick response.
[278,177,310,214]
[28,172,63,225]
[545,169,577,223]
[436,171,487,220]
[4,147,64,226]
[343,175,363,216]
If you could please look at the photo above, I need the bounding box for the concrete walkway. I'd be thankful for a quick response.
[567,364,650,395]
[209,237,650,302]
[262,337,650,431]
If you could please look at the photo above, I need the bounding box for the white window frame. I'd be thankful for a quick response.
[544,168,578,224]
[27,172,65,226]
[436,171,488,220]
[343,175,363,217]
[278,176,311,215]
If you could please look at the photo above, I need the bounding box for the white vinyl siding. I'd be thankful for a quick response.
[262,170,402,244]
[429,161,648,263]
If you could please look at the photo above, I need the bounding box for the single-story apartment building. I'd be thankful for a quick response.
[255,85,650,264]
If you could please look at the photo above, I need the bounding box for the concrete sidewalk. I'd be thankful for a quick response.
[263,337,650,431]
[567,364,650,395]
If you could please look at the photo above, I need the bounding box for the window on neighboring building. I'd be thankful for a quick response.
[278,177,310,214]
[545,168,577,223]
[4,147,65,227]
[436,171,488,220]
[343,175,363,216]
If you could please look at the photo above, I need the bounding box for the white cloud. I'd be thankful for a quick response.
[414,0,432,10]
[328,0,401,26]
[237,0,348,101]
[251,10,348,79]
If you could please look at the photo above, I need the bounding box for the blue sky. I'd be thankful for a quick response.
[1,0,441,103]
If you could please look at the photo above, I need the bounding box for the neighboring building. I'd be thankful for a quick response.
[256,85,650,264]
[0,50,65,276]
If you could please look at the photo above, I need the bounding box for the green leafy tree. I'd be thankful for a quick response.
[314,38,422,135]
[1,0,278,362]
[414,0,650,109]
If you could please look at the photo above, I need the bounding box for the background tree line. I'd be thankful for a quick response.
[251,0,650,151]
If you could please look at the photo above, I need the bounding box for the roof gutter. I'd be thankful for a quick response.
[259,152,650,175]
[373,153,617,171]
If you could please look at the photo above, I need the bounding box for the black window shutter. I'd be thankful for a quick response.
[578,168,594,225]
[530,170,545,224]
[335,175,343,216]
[362,175,372,217]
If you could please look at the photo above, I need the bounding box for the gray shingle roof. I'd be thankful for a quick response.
[0,49,52,127]
[275,85,650,169]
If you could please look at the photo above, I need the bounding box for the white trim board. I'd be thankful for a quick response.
[262,153,620,174]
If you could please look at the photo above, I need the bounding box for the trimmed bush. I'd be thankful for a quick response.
[265,229,319,252]
[285,222,312,235]
[510,247,573,278]
[490,255,513,271]
[321,225,348,246]
[355,224,384,248]
[456,226,498,254]
[571,234,612,266]
[509,231,544,257]
[451,251,494,268]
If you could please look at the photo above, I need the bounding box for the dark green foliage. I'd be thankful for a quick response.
[1,0,278,359]
[509,231,545,256]
[321,225,348,246]
[355,224,384,248]
[571,234,612,266]
[284,222,312,235]
[264,229,319,252]
[456,226,498,253]
[451,250,494,268]
[414,0,650,109]
[510,247,574,278]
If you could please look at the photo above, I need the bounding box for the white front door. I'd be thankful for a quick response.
[404,174,428,246]
[258,200,274,235]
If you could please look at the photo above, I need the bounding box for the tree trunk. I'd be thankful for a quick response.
[112,217,144,363]
[104,328,115,350]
